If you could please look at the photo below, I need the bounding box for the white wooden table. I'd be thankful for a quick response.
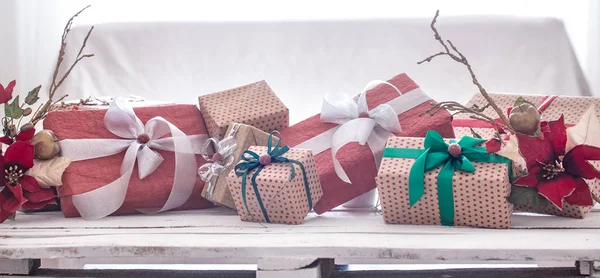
[1,207,599,277]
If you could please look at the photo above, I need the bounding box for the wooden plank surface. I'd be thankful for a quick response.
[0,267,583,278]
[0,208,599,263]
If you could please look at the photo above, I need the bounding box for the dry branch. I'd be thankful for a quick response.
[29,5,94,126]
[417,10,515,134]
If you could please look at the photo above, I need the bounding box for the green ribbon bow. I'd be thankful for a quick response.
[382,130,511,226]
[234,131,313,223]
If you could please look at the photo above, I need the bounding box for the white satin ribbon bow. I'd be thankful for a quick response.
[197,135,238,199]
[319,80,404,183]
[60,98,208,220]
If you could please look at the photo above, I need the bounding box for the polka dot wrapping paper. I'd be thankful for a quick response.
[453,93,600,218]
[198,80,289,140]
[376,136,513,229]
[226,146,323,225]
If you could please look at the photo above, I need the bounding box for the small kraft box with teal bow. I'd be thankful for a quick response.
[226,133,323,224]
[376,130,513,229]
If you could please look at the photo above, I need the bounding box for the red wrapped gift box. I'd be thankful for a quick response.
[280,73,455,214]
[44,104,214,218]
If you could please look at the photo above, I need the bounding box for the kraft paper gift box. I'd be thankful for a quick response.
[226,144,323,225]
[44,103,214,218]
[199,123,279,210]
[198,80,289,140]
[453,93,600,218]
[376,131,513,229]
[280,73,455,214]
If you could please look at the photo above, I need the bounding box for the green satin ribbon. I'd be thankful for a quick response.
[382,130,511,226]
[234,131,312,223]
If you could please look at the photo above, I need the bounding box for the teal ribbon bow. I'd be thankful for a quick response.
[382,130,511,226]
[234,131,313,223]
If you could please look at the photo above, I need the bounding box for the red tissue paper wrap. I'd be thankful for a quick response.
[280,73,455,214]
[44,103,214,218]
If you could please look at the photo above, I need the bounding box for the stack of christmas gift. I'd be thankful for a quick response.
[10,7,600,231]
[1,6,468,226]
[35,70,457,225]
[194,74,455,224]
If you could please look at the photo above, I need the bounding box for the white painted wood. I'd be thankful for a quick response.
[257,259,326,278]
[7,208,600,231]
[0,208,599,268]
[0,259,39,275]
[257,258,318,270]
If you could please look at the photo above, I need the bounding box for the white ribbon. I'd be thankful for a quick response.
[296,80,432,183]
[59,98,209,220]
[197,123,241,200]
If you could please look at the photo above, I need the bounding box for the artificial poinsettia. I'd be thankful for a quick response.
[0,126,36,145]
[513,115,600,209]
[486,133,527,177]
[0,141,56,223]
[0,80,15,104]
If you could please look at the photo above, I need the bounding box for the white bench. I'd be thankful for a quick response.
[1,207,599,277]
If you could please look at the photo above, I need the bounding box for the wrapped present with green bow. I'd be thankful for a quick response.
[376,130,513,229]
[226,132,323,224]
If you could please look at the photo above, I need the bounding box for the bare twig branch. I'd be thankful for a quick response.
[417,10,515,134]
[52,94,70,105]
[30,5,94,126]
[55,52,94,90]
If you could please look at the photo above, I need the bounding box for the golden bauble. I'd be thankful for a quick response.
[509,103,541,136]
[31,130,60,160]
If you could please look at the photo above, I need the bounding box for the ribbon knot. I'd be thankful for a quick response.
[60,98,208,220]
[382,130,511,226]
[320,80,404,183]
[197,124,241,201]
[447,143,462,157]
[137,133,150,144]
[234,131,313,223]
[259,154,272,165]
[198,136,238,182]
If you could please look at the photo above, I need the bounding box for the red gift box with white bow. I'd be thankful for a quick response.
[44,101,214,219]
[280,73,455,214]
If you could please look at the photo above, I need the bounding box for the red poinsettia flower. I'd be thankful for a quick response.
[0,127,36,146]
[0,141,56,223]
[0,80,15,104]
[513,115,600,209]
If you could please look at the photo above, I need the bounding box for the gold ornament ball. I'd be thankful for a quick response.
[31,130,61,160]
[509,103,541,136]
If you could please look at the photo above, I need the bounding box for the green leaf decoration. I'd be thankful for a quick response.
[24,85,41,105]
[469,127,483,139]
[513,97,536,108]
[508,185,551,211]
[4,96,23,119]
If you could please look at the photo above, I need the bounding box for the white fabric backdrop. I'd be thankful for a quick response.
[0,0,593,125]
[57,17,589,124]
